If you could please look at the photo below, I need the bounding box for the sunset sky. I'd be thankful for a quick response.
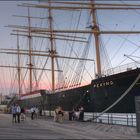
[0,0,140,96]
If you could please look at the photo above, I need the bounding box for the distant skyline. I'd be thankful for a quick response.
[0,0,140,96]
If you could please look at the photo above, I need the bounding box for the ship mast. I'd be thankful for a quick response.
[17,32,21,97]
[48,1,55,92]
[27,8,33,93]
[91,0,101,77]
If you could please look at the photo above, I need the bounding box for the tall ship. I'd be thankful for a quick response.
[1,0,140,113]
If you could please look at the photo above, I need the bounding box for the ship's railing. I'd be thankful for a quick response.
[102,61,140,76]
[84,112,136,127]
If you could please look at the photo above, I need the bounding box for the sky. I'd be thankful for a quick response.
[0,0,140,96]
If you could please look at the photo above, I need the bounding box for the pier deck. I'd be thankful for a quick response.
[0,113,140,139]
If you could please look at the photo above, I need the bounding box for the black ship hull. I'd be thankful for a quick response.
[19,68,140,113]
[90,68,140,113]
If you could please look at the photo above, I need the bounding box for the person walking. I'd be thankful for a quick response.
[54,106,64,123]
[58,106,64,123]
[30,106,35,120]
[15,104,21,123]
[79,106,84,121]
[21,107,26,121]
[35,106,39,119]
[11,104,17,123]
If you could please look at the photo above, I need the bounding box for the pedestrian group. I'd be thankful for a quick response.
[11,103,22,123]
[11,104,84,124]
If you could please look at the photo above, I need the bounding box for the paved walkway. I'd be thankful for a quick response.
[0,113,140,139]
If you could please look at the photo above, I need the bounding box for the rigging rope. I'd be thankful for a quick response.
[100,36,112,72]
[20,68,28,93]
[62,9,83,88]
[111,25,136,61]
[73,34,91,87]
[9,72,18,95]
[118,47,140,66]
[97,23,140,67]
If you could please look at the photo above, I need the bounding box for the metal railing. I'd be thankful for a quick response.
[25,110,136,127]
[84,112,136,127]
[102,61,140,76]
